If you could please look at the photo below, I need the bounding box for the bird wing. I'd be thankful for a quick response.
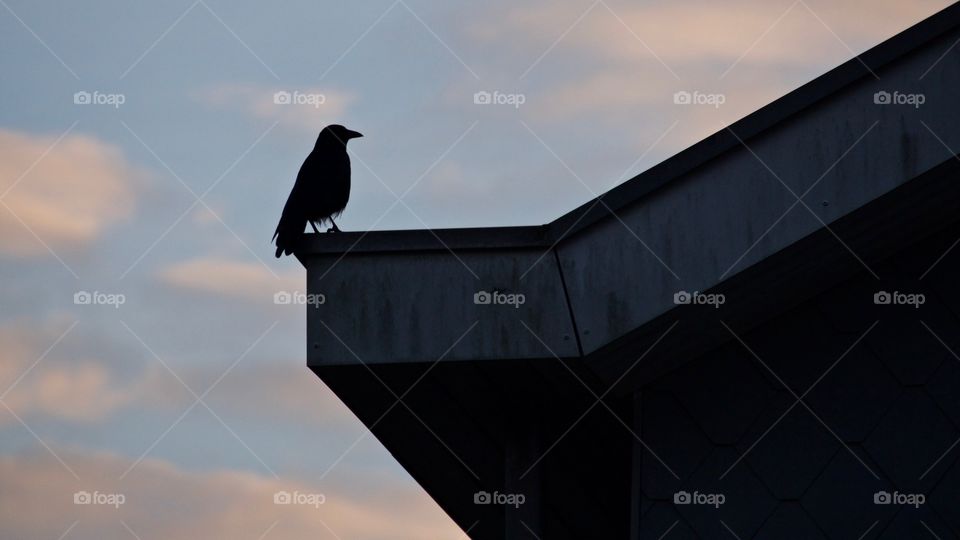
[272,153,316,257]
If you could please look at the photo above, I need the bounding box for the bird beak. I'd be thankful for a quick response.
[346,130,363,139]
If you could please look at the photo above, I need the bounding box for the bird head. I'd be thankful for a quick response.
[318,124,363,147]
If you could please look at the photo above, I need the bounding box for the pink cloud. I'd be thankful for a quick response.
[0,129,142,257]
[195,83,355,133]
[0,317,132,424]
[155,256,301,302]
[0,450,463,539]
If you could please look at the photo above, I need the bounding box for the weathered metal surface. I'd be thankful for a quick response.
[303,247,579,366]
[557,24,960,354]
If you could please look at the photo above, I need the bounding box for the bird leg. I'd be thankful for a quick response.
[327,218,341,233]
[309,221,320,234]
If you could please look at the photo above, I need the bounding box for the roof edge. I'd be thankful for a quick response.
[296,1,960,258]
[550,0,960,238]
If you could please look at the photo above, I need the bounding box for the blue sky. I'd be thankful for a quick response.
[0,0,952,537]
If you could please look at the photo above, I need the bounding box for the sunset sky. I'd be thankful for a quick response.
[0,0,953,537]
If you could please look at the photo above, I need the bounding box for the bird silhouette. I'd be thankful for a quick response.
[273,124,363,257]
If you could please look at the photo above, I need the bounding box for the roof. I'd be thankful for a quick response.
[298,0,960,379]
[299,1,960,258]
[297,3,960,535]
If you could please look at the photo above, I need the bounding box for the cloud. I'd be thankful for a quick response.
[199,363,352,421]
[0,450,463,540]
[0,129,141,257]
[0,317,132,424]
[466,0,950,127]
[156,256,301,302]
[0,313,454,537]
[190,204,227,226]
[0,310,369,435]
[477,0,950,69]
[195,83,355,133]
[131,359,365,433]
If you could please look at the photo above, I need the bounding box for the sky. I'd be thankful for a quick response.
[0,0,954,538]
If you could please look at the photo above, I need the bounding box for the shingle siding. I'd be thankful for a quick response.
[636,223,960,539]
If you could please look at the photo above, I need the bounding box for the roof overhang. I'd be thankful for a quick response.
[297,3,960,535]
[298,2,960,382]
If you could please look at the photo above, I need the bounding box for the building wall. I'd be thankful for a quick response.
[635,223,960,539]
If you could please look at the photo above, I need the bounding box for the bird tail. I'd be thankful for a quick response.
[273,216,304,258]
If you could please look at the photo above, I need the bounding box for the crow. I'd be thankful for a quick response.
[273,124,363,257]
